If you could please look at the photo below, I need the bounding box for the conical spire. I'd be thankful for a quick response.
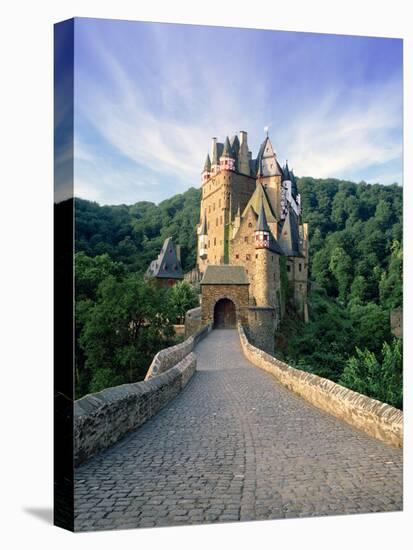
[283,160,291,181]
[256,196,270,232]
[203,154,211,172]
[222,136,233,158]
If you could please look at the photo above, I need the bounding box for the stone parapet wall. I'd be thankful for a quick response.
[145,322,211,380]
[185,306,202,337]
[74,353,196,466]
[238,324,403,448]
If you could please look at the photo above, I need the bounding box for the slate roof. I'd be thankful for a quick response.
[256,197,270,232]
[203,154,211,171]
[242,182,277,223]
[279,207,302,257]
[222,136,234,158]
[146,237,183,279]
[211,140,224,165]
[230,134,240,159]
[200,265,249,285]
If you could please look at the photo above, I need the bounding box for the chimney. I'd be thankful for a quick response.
[238,131,250,176]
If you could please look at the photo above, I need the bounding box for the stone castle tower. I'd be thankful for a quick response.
[197,130,309,353]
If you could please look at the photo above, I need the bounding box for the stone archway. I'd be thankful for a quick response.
[213,298,236,329]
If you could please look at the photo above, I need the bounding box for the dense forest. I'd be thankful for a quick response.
[74,177,403,407]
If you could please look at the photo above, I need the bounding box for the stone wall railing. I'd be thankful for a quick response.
[238,324,403,448]
[145,322,211,380]
[74,353,196,466]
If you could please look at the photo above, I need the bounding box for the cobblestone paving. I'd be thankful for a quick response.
[74,329,403,531]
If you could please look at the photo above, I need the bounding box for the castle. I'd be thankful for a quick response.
[196,130,309,353]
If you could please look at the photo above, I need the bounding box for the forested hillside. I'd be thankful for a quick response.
[74,177,403,406]
[75,187,200,274]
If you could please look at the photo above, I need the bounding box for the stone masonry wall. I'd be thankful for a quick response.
[185,306,202,337]
[238,324,403,448]
[201,284,249,325]
[145,323,211,380]
[74,323,212,465]
[74,353,197,466]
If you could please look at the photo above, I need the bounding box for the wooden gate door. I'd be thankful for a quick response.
[214,298,236,328]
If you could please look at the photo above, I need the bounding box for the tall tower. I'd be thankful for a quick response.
[254,200,271,306]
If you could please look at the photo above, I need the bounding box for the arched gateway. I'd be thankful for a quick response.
[200,265,250,328]
[213,298,236,328]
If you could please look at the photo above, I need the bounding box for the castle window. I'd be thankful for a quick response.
[263,234,268,241]
[236,254,239,259]
[255,254,258,259]
[244,236,248,243]
[299,263,302,272]
[248,222,252,228]
[214,237,216,246]
[287,265,291,272]
[246,254,251,261]
[216,218,218,226]
[219,198,221,207]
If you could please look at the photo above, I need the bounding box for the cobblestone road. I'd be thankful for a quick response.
[75,329,403,531]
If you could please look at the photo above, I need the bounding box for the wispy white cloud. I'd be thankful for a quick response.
[73,22,403,204]
[282,81,402,184]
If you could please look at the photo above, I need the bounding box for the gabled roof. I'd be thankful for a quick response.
[242,182,277,223]
[200,265,249,285]
[279,207,302,257]
[146,237,183,279]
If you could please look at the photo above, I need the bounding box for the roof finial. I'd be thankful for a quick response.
[264,125,269,137]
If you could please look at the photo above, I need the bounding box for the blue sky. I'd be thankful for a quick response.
[72,18,403,205]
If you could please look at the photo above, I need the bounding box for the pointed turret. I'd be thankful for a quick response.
[222,136,233,158]
[283,161,291,181]
[255,196,270,249]
[202,153,211,183]
[256,198,270,232]
[220,136,235,171]
[203,154,211,172]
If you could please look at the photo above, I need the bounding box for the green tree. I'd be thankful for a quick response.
[329,246,352,302]
[339,339,402,409]
[168,281,199,324]
[379,240,403,309]
[79,274,175,395]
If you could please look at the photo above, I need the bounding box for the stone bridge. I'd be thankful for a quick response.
[74,329,403,531]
